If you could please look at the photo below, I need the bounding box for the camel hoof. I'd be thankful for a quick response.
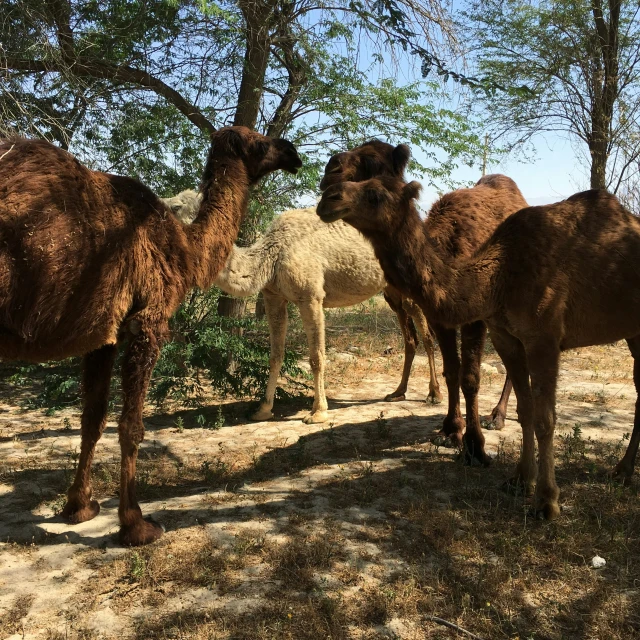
[482,414,505,431]
[531,501,561,521]
[428,430,458,449]
[250,409,274,422]
[426,391,443,405]
[463,446,492,467]
[61,499,100,524]
[441,415,465,439]
[119,517,164,546]
[384,393,406,402]
[302,410,329,424]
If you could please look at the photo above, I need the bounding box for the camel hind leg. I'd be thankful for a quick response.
[484,376,513,431]
[525,338,561,520]
[489,326,536,498]
[403,297,442,404]
[62,344,117,523]
[383,287,418,402]
[251,292,288,421]
[612,335,640,482]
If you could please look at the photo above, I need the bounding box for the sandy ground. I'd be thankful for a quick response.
[0,341,637,639]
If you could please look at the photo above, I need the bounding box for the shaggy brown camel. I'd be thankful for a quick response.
[317,175,640,519]
[162,191,442,423]
[0,127,301,545]
[321,141,525,463]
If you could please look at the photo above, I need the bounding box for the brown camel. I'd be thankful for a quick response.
[0,127,301,545]
[321,142,525,463]
[317,175,640,519]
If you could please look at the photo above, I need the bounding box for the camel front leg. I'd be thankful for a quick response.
[62,344,117,523]
[431,324,464,445]
[404,298,442,404]
[251,292,288,421]
[525,339,561,520]
[118,320,164,546]
[383,287,418,402]
[460,321,491,466]
[299,298,329,424]
[489,326,536,497]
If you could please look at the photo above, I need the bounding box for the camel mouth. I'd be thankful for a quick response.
[285,156,303,175]
[316,204,347,223]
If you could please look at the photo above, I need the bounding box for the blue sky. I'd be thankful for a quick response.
[414,130,588,211]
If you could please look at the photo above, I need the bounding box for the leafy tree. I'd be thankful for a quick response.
[1,0,488,409]
[463,0,640,193]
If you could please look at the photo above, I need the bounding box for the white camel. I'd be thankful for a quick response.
[163,191,441,423]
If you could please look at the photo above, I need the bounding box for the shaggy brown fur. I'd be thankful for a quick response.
[0,127,301,545]
[321,142,527,463]
[317,176,640,519]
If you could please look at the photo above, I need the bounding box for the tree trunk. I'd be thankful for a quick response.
[217,0,277,322]
[589,0,621,190]
[255,292,266,319]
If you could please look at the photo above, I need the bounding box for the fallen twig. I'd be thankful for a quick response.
[425,616,486,640]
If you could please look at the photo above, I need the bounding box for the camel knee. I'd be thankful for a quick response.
[461,372,480,397]
[308,354,324,373]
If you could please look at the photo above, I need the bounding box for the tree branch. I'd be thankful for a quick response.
[3,56,216,134]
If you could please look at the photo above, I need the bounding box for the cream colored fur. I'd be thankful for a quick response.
[164,192,440,423]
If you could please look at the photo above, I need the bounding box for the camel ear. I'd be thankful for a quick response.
[253,140,270,157]
[392,144,411,175]
[218,128,248,157]
[402,180,422,202]
[365,185,387,206]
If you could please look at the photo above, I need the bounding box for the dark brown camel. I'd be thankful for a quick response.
[321,141,525,463]
[0,127,301,545]
[317,175,640,519]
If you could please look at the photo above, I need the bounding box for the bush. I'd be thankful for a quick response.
[5,288,306,413]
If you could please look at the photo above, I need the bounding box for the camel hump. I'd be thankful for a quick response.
[566,188,620,207]
[475,174,520,192]
[0,137,87,181]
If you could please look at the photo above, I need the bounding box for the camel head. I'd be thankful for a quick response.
[203,126,302,186]
[320,140,411,191]
[317,176,422,233]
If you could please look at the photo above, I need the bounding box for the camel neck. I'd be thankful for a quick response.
[185,157,250,290]
[369,205,493,327]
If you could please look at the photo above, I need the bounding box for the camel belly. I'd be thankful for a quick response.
[0,326,118,363]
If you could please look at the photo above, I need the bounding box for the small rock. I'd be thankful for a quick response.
[496,362,506,374]
[591,555,606,568]
[334,352,357,363]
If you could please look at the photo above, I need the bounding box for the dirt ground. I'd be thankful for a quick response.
[1,306,639,639]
